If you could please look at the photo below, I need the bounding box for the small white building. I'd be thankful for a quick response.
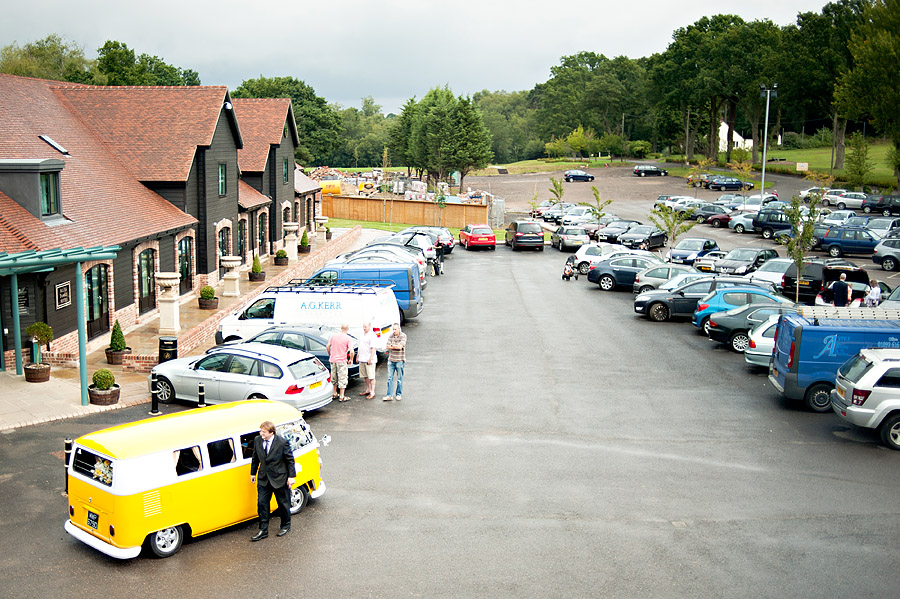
[719,122,753,152]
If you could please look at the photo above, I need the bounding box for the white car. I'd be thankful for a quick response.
[820,189,848,207]
[744,314,780,368]
[662,195,697,209]
[799,187,831,201]
[561,206,596,225]
[821,210,856,227]
[572,243,654,275]
[823,191,867,210]
[742,258,794,290]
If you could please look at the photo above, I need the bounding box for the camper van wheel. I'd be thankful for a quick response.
[156,377,175,404]
[804,383,833,413]
[148,525,183,558]
[290,485,310,514]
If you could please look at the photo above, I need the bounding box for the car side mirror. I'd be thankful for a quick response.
[677,290,685,296]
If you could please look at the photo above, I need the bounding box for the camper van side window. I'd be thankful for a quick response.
[245,298,275,319]
[239,432,259,460]
[174,446,203,476]
[207,439,236,467]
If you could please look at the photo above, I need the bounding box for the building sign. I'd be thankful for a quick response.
[796,162,809,172]
[55,281,71,309]
[17,288,29,315]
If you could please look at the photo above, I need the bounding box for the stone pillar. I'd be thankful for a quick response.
[283,222,299,262]
[155,272,181,335]
[221,256,242,297]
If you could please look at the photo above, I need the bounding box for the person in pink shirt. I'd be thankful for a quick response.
[325,323,354,402]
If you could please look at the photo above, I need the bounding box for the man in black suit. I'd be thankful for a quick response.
[250,420,296,541]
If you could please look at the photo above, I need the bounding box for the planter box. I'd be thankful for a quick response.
[249,271,266,282]
[298,244,311,254]
[198,297,219,310]
[105,348,132,365]
[24,363,50,383]
[274,256,289,266]
[89,384,120,406]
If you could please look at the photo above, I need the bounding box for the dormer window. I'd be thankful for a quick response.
[283,158,289,184]
[40,172,60,216]
[218,163,227,196]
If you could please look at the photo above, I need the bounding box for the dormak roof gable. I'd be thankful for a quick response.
[232,98,298,173]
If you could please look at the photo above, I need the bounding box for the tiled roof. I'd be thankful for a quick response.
[0,192,46,253]
[0,74,197,250]
[294,166,321,194]
[55,84,237,182]
[232,98,295,173]
[238,180,272,210]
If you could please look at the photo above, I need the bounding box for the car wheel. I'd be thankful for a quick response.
[155,376,175,404]
[578,262,590,275]
[879,413,900,450]
[696,215,706,223]
[147,525,183,558]
[828,245,842,257]
[490,245,495,251]
[640,172,646,177]
[822,198,830,206]
[712,219,722,228]
[701,317,711,336]
[804,383,833,413]
[248,393,268,399]
[885,209,893,217]
[290,484,310,514]
[639,285,654,293]
[883,257,897,271]
[599,275,615,291]
[463,239,469,249]
[777,234,791,244]
[565,178,571,182]
[837,202,846,210]
[649,303,669,322]
[762,228,774,240]
[735,224,745,234]
[694,181,701,188]
[863,206,872,213]
[730,331,750,353]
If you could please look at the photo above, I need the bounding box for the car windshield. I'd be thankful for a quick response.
[565,228,587,235]
[724,249,759,261]
[608,221,631,228]
[518,223,542,233]
[288,356,326,380]
[630,226,654,234]
[838,354,873,384]
[473,228,492,235]
[675,239,705,251]
[756,260,790,273]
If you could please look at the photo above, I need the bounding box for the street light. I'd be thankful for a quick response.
[759,83,777,198]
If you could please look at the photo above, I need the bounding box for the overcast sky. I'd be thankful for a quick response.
[4,0,827,114]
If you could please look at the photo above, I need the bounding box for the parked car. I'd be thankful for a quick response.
[658,271,710,291]
[705,213,733,229]
[820,189,853,208]
[152,343,334,411]
[873,237,900,271]
[831,348,900,450]
[663,195,698,209]
[531,199,553,218]
[588,254,663,291]
[709,177,753,191]
[633,276,776,322]
[401,226,454,254]
[595,220,642,243]
[693,250,728,273]
[582,214,619,240]
[687,173,714,188]
[706,303,796,352]
[632,263,697,294]
[692,204,730,223]
[799,187,830,202]
[714,247,779,275]
[716,193,745,205]
[571,242,637,274]
[819,226,880,257]
[505,220,545,250]
[730,194,778,212]
[458,224,496,250]
[671,199,707,214]
[692,286,791,335]
[728,212,757,234]
[561,206,596,225]
[551,226,590,251]
[564,169,594,182]
[666,237,719,265]
[781,258,867,305]
[821,210,856,227]
[863,194,900,216]
[744,314,781,368]
[742,257,795,290]
[752,209,792,240]
[633,164,668,177]
[619,225,668,249]
[865,217,900,239]
[542,202,576,223]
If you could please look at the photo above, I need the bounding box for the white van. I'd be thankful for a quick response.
[215,285,400,349]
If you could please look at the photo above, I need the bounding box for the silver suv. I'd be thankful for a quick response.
[831,348,900,450]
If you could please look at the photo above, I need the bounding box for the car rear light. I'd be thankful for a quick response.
[697,303,709,311]
[285,385,305,394]
[634,276,640,283]
[589,265,596,271]
[749,339,757,349]
[851,388,871,406]
[69,505,74,517]
[787,341,795,368]
[709,320,718,327]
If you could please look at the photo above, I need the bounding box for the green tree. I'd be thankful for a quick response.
[580,186,613,221]
[96,40,199,86]
[0,34,100,83]
[844,132,873,190]
[409,86,457,185]
[648,204,698,252]
[232,75,342,165]
[598,133,625,158]
[388,97,419,175]
[548,177,565,208]
[780,191,822,303]
[447,96,493,191]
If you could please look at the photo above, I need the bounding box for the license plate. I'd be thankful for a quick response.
[478,237,488,241]
[310,381,322,389]
[571,240,582,245]
[799,280,810,286]
[87,510,99,530]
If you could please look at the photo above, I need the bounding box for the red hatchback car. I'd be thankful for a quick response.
[459,224,496,250]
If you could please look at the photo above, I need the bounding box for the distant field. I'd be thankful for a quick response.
[327,218,516,241]
[762,144,893,179]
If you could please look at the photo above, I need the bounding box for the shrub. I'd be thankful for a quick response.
[628,140,652,159]
[275,249,288,258]
[109,320,127,351]
[781,132,803,150]
[92,368,116,391]
[25,322,54,347]
[325,226,331,234]
[199,285,216,300]
[300,230,309,246]
[251,255,262,274]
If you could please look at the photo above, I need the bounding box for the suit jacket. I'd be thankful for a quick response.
[250,434,296,488]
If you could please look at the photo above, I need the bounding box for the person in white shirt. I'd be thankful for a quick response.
[865,279,882,307]
[356,321,379,399]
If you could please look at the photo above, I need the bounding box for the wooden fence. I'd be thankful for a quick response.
[321,195,489,229]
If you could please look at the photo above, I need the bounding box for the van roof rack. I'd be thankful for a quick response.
[286,277,396,288]
[264,283,385,293]
[799,306,900,320]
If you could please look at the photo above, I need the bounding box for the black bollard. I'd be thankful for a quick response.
[198,382,207,407]
[64,438,72,493]
[149,373,161,416]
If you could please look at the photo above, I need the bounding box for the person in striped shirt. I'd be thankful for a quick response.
[383,322,407,401]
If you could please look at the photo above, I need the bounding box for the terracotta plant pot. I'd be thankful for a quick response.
[198,297,219,310]
[105,347,132,365]
[248,271,266,282]
[24,363,50,383]
[298,244,311,254]
[89,384,120,406]
[274,256,289,266]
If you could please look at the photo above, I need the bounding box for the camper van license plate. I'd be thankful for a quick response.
[310,381,322,389]
[87,511,99,530]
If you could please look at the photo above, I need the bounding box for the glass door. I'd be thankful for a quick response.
[138,249,156,314]
[178,237,192,295]
[85,265,110,339]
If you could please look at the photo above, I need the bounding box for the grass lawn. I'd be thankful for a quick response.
[327,218,519,242]
[762,144,894,180]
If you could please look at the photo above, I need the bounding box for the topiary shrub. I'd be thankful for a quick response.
[25,322,54,364]
[92,368,116,391]
[199,285,216,300]
[276,249,288,258]
[109,320,127,351]
[300,230,309,246]
[251,255,262,274]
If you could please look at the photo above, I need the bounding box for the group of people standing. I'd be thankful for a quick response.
[325,322,407,402]
[831,273,882,307]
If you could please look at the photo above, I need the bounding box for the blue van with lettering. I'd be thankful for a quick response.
[769,309,900,412]
[305,263,424,321]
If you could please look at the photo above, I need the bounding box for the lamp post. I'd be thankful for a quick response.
[759,83,777,198]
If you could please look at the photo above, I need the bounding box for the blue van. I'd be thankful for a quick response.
[769,309,900,412]
[304,262,424,321]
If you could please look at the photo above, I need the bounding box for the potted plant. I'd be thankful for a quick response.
[298,230,310,254]
[88,368,120,405]
[24,322,53,383]
[198,285,219,310]
[105,319,132,365]
[325,226,333,240]
[274,249,289,266]
[249,254,266,282]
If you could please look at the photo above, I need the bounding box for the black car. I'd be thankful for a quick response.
[708,177,753,191]
[706,304,796,352]
[505,220,545,250]
[564,169,594,182]
[633,276,777,322]
[751,209,792,240]
[633,165,668,177]
[618,225,668,249]
[781,258,868,305]
[713,247,779,275]
[693,204,730,223]
[595,220,642,243]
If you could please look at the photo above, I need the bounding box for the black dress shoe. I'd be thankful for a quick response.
[276,527,290,537]
[251,530,268,541]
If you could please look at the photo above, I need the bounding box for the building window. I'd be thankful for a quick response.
[258,213,268,251]
[283,158,289,184]
[218,164,227,196]
[40,172,59,216]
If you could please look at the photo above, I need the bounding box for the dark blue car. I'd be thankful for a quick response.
[666,237,719,265]
[588,255,662,291]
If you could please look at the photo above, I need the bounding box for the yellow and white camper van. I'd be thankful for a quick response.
[64,400,327,559]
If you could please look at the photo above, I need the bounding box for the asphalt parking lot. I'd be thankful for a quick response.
[2,239,898,598]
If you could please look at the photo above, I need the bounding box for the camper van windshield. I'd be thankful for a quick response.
[72,447,114,487]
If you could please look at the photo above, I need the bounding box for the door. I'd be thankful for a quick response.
[218,228,231,277]
[178,237,192,295]
[138,249,156,314]
[237,221,246,264]
[85,265,110,339]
